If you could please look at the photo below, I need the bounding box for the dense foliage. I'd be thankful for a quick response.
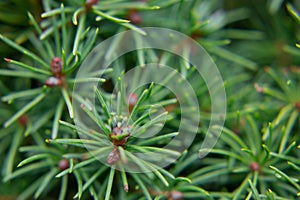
[0,0,299,199]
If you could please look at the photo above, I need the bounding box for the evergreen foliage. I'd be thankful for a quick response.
[0,0,299,199]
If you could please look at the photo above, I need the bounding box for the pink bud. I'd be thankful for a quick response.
[18,115,29,127]
[124,184,129,192]
[128,10,142,24]
[45,76,62,87]
[51,57,63,77]
[107,148,120,165]
[249,162,260,172]
[58,159,69,170]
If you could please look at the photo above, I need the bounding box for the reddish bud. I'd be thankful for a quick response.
[124,184,129,192]
[169,191,183,200]
[127,93,137,113]
[112,127,123,135]
[18,115,29,127]
[107,148,120,165]
[86,0,99,11]
[51,57,63,77]
[58,159,69,170]
[295,102,300,111]
[86,0,98,5]
[254,83,264,93]
[110,125,131,146]
[4,58,11,62]
[127,93,137,106]
[249,162,260,172]
[128,10,142,24]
